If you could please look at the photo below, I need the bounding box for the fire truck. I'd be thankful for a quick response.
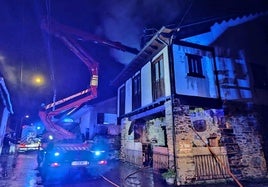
[38,18,138,181]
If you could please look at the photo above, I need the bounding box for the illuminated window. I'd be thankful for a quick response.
[152,55,165,100]
[132,73,141,110]
[186,53,204,78]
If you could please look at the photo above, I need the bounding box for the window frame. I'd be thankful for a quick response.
[186,53,205,78]
[132,72,141,110]
[151,54,165,101]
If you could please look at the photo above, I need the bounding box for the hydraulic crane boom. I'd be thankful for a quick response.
[41,18,139,56]
[39,17,139,140]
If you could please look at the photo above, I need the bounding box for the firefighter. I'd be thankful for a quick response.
[1,133,12,177]
[36,136,54,169]
[2,133,12,155]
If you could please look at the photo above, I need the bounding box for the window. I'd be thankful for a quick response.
[119,86,125,116]
[186,53,204,78]
[132,73,141,110]
[152,55,165,100]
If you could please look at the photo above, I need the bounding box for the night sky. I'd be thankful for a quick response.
[0,0,267,128]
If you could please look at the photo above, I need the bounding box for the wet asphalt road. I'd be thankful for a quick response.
[1,151,268,187]
[0,151,170,187]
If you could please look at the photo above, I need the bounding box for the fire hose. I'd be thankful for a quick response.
[100,174,120,187]
[189,125,243,187]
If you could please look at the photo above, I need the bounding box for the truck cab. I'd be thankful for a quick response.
[39,138,109,182]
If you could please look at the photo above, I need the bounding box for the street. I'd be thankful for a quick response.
[1,151,268,187]
[0,151,171,187]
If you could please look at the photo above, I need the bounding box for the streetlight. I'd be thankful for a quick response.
[31,74,45,86]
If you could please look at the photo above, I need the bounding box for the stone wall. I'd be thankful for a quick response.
[120,118,142,163]
[221,103,267,179]
[165,99,196,185]
[120,117,167,166]
[144,118,166,146]
[164,98,267,185]
[164,99,176,168]
[120,99,267,185]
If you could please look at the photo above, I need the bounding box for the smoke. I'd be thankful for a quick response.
[0,53,18,87]
[0,53,46,90]
[96,0,183,64]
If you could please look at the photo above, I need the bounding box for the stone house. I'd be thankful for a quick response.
[111,12,268,185]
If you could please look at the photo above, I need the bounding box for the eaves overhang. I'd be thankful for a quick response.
[119,96,170,121]
[111,27,176,87]
[176,95,223,109]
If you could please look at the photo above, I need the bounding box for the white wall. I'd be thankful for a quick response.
[125,79,132,114]
[151,46,171,98]
[119,46,172,116]
[172,44,219,98]
[0,108,10,153]
[141,62,152,106]
[80,106,96,139]
[215,55,252,100]
[181,15,267,103]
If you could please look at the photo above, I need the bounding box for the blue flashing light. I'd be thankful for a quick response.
[63,118,74,123]
[91,150,105,156]
[54,152,60,157]
[48,135,53,140]
[95,151,101,156]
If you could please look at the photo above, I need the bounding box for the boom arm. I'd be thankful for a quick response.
[41,18,139,55]
[39,18,139,140]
